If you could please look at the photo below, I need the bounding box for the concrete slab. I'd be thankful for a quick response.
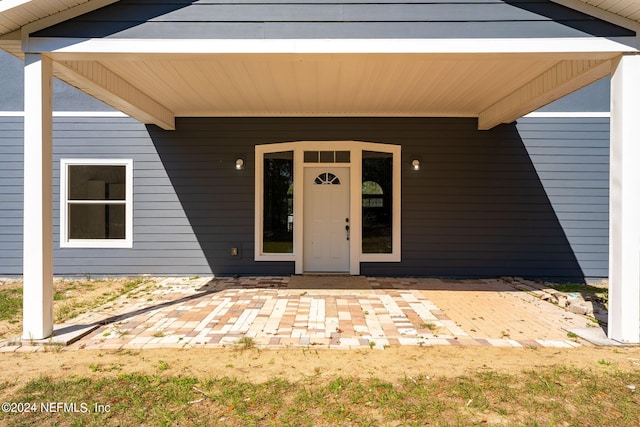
[37,324,100,346]
[566,327,625,347]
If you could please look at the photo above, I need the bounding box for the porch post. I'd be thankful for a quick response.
[609,54,640,343]
[22,54,54,340]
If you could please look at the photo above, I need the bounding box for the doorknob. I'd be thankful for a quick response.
[345,224,350,240]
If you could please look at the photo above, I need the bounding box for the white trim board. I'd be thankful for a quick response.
[524,112,611,117]
[25,37,639,55]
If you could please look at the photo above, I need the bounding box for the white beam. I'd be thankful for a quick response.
[22,53,53,340]
[25,37,639,55]
[608,54,640,343]
[478,59,612,130]
[53,60,175,130]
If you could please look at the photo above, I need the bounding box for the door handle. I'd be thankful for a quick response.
[345,224,350,240]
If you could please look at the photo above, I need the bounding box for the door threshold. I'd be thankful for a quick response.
[299,272,353,276]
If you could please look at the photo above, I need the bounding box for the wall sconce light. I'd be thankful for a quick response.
[235,157,245,170]
[411,158,421,171]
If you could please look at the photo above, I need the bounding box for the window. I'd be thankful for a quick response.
[304,151,350,163]
[314,172,341,185]
[60,159,133,248]
[362,181,384,207]
[362,152,393,254]
[263,151,294,254]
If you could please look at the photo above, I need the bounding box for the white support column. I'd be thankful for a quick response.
[22,54,54,340]
[609,54,640,343]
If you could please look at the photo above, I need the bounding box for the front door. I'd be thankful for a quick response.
[303,167,350,272]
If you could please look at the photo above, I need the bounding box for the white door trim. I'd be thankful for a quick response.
[255,140,401,275]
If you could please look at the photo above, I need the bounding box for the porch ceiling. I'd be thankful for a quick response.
[48,51,618,130]
[69,54,572,117]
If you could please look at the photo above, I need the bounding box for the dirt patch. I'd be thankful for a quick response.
[1,345,639,393]
[0,277,161,340]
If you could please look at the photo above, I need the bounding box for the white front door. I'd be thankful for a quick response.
[303,167,350,272]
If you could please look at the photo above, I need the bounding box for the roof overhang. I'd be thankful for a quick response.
[2,0,640,38]
[30,37,632,130]
[1,1,639,130]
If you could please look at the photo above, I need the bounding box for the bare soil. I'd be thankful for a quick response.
[1,345,640,396]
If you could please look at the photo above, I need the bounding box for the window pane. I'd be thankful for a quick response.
[263,151,294,253]
[304,151,319,163]
[335,151,350,163]
[69,203,126,239]
[362,151,393,253]
[69,165,126,200]
[320,151,334,162]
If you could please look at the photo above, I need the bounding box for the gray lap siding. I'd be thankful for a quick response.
[34,0,633,39]
[0,116,608,278]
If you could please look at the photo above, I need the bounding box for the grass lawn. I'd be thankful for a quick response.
[0,277,153,339]
[1,365,639,426]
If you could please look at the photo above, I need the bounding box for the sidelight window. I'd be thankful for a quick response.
[262,151,294,254]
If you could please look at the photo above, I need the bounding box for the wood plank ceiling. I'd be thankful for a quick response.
[74,53,590,118]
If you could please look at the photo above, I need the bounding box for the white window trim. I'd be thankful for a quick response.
[358,142,401,264]
[60,158,133,248]
[255,142,297,262]
[255,141,401,274]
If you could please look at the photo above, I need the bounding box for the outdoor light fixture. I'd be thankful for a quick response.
[235,157,245,170]
[411,158,421,171]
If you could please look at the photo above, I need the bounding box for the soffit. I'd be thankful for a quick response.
[575,0,640,23]
[51,52,617,119]
[0,0,91,35]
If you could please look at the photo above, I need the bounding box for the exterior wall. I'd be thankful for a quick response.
[0,116,22,274]
[363,116,608,278]
[0,112,609,278]
[0,51,114,112]
[34,0,633,39]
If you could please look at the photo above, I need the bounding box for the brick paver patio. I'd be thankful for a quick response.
[46,276,597,351]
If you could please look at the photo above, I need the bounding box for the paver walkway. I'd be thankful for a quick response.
[49,276,597,351]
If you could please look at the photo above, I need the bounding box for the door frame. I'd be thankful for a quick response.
[255,141,401,275]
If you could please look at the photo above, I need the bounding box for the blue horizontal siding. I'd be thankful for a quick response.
[0,50,115,112]
[0,117,23,275]
[33,0,634,39]
[0,116,609,279]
